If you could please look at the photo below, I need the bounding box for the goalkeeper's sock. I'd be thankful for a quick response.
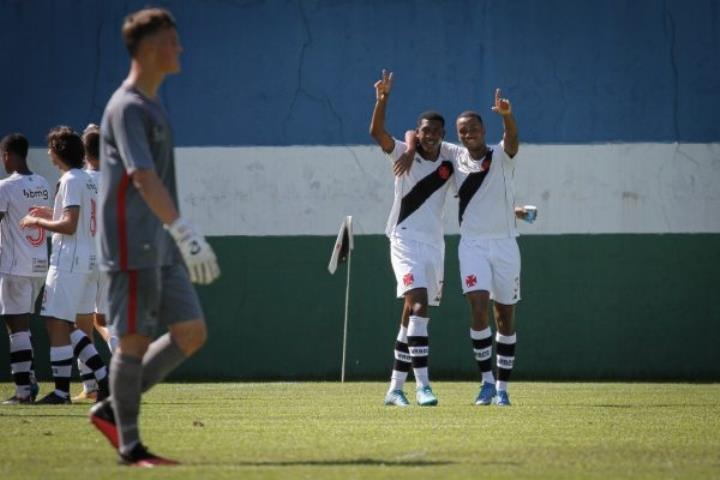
[495,332,516,392]
[388,326,410,392]
[470,327,495,384]
[111,353,143,455]
[140,333,187,392]
[407,316,430,388]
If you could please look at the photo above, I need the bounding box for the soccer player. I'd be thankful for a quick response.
[369,70,456,407]
[21,126,110,405]
[399,89,523,406]
[0,133,49,404]
[89,8,220,467]
[452,89,521,406]
[73,124,118,402]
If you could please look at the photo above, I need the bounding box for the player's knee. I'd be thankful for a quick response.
[172,319,207,355]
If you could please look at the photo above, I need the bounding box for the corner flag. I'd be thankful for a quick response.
[328,216,353,382]
[328,216,353,274]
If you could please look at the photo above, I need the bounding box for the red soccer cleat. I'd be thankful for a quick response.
[119,443,180,467]
[89,400,118,448]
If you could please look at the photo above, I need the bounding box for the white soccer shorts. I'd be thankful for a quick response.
[94,270,109,315]
[0,274,44,315]
[390,238,445,306]
[41,267,97,322]
[458,237,521,305]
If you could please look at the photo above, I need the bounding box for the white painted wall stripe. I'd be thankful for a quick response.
[26,143,720,236]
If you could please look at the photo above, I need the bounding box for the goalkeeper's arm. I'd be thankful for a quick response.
[132,168,220,284]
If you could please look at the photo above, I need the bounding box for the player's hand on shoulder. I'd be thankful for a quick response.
[374,69,393,102]
[491,88,512,116]
[166,217,221,285]
[393,130,417,176]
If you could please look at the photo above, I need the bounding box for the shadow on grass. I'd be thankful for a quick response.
[191,458,455,467]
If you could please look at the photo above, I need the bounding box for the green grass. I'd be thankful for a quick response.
[1,382,719,479]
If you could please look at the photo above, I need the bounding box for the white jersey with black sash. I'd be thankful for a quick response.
[451,140,519,239]
[385,140,456,248]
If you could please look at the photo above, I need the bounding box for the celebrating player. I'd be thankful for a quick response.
[21,126,110,405]
[452,89,522,406]
[72,123,118,402]
[369,70,457,407]
[0,133,49,404]
[89,7,220,467]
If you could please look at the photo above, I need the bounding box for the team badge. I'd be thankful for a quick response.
[465,274,477,288]
[403,273,414,286]
[437,165,451,180]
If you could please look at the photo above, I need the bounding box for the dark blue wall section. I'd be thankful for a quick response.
[1,0,719,146]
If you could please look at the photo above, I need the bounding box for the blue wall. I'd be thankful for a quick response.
[1,0,719,146]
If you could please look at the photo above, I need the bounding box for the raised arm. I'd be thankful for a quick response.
[492,88,519,158]
[369,69,395,153]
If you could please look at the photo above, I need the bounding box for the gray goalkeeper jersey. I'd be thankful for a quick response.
[98,83,180,271]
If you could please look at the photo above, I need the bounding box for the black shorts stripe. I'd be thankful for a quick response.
[496,342,516,357]
[397,160,454,225]
[407,336,429,347]
[10,350,33,363]
[458,150,493,225]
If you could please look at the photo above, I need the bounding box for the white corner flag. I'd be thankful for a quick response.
[328,216,353,274]
[328,216,353,382]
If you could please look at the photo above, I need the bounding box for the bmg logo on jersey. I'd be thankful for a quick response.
[22,188,49,200]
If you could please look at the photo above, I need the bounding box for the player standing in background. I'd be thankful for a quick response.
[89,8,219,466]
[452,90,521,406]
[72,123,118,402]
[369,70,456,407]
[21,126,110,405]
[0,133,49,404]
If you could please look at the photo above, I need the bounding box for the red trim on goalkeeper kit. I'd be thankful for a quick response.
[128,271,138,334]
[117,172,131,270]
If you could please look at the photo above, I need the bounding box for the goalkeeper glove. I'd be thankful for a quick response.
[166,217,220,285]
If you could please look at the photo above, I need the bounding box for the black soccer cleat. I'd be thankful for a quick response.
[35,392,71,405]
[118,443,179,467]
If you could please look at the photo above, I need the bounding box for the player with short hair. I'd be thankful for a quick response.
[72,123,119,402]
[453,90,521,406]
[398,90,523,406]
[21,126,110,405]
[370,70,456,407]
[89,7,220,467]
[0,133,49,404]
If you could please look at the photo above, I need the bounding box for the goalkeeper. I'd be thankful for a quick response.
[89,7,220,467]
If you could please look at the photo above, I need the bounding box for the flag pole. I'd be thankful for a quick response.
[341,246,351,383]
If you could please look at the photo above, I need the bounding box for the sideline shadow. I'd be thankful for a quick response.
[190,458,454,467]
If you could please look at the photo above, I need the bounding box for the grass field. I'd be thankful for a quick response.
[1,382,719,479]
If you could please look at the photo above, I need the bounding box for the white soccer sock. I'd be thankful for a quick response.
[470,327,495,384]
[407,316,430,388]
[389,326,410,392]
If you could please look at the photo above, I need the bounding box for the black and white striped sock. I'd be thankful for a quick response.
[71,329,108,385]
[9,331,33,398]
[389,326,410,392]
[77,358,98,393]
[496,332,517,392]
[50,345,73,398]
[407,316,430,388]
[470,327,495,384]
